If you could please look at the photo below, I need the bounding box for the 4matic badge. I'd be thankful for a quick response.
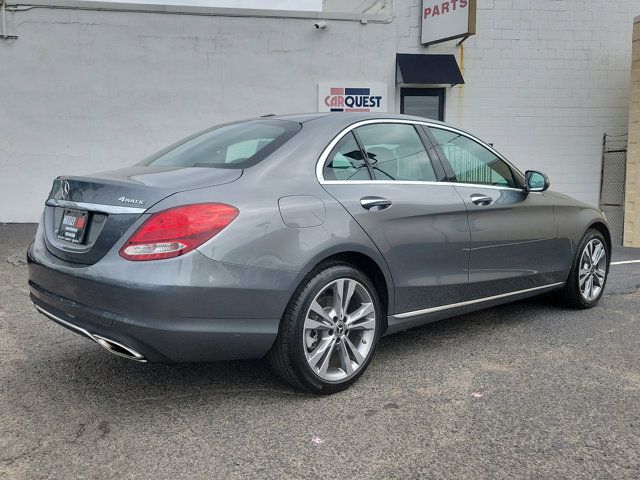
[118,196,146,205]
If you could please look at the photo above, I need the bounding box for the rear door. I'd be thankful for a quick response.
[427,126,557,300]
[319,121,470,315]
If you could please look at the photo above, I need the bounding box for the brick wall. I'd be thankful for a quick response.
[0,0,638,221]
[624,17,640,246]
[397,0,636,206]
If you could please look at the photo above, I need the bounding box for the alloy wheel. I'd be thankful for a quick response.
[578,238,607,302]
[303,278,376,382]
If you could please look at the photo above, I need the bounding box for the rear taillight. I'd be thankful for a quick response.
[119,203,238,261]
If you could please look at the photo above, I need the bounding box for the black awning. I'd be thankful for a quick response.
[396,54,465,86]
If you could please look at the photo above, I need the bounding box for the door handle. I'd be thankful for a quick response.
[470,194,493,206]
[360,196,392,211]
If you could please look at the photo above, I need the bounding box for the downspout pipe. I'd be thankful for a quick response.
[1,0,18,39]
[1,0,6,38]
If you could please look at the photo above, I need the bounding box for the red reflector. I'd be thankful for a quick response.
[119,203,238,261]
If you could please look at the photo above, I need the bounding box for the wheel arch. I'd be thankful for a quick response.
[297,247,394,332]
[588,221,612,263]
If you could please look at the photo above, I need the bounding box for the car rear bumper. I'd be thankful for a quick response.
[29,288,281,362]
[27,230,299,362]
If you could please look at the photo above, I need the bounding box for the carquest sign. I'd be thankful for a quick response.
[318,82,388,113]
[421,0,476,46]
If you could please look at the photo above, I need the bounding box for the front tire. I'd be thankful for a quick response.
[558,229,609,309]
[267,262,382,394]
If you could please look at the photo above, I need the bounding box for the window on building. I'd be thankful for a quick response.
[401,88,445,121]
[355,123,437,181]
[429,127,517,188]
[323,132,371,181]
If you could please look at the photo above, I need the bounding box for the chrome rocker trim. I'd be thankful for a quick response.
[393,282,565,320]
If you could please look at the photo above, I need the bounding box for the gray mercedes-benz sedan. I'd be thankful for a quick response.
[29,113,610,394]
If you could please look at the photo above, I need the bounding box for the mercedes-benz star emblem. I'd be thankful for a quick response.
[61,180,70,199]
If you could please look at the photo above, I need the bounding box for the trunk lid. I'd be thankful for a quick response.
[43,166,242,265]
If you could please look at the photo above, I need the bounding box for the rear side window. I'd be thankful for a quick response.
[355,123,437,182]
[429,127,518,188]
[323,132,371,181]
[141,120,301,169]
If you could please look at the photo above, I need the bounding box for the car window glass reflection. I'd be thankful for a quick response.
[323,133,371,181]
[356,124,437,182]
[430,128,517,188]
[141,121,294,169]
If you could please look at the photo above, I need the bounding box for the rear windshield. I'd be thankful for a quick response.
[140,119,301,169]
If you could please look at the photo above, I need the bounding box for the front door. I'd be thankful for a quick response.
[320,121,470,315]
[427,126,558,300]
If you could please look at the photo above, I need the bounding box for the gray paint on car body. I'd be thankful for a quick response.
[28,112,610,362]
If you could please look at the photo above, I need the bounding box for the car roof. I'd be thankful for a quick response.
[257,113,331,123]
[267,112,449,127]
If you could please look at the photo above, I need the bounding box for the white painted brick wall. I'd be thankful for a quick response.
[398,0,638,205]
[0,8,399,222]
[0,0,638,221]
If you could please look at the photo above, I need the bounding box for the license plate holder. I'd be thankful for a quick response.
[57,208,89,244]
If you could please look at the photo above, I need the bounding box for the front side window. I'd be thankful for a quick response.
[355,123,437,181]
[323,132,371,181]
[141,120,300,169]
[429,128,518,188]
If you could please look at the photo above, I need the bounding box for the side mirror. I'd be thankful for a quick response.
[525,170,550,192]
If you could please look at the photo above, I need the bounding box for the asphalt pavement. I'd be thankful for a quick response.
[1,223,639,479]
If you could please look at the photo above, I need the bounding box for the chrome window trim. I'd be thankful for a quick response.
[316,179,529,193]
[315,118,527,192]
[392,282,564,320]
[46,199,147,215]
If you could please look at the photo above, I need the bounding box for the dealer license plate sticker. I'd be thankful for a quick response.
[57,209,89,244]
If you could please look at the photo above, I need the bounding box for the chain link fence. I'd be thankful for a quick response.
[600,133,627,246]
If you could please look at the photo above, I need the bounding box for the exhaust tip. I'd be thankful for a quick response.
[32,303,147,363]
[93,335,147,363]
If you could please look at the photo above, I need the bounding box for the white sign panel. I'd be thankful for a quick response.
[318,82,388,113]
[421,0,476,46]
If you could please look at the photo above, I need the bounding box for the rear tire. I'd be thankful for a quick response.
[267,262,382,395]
[557,229,609,309]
